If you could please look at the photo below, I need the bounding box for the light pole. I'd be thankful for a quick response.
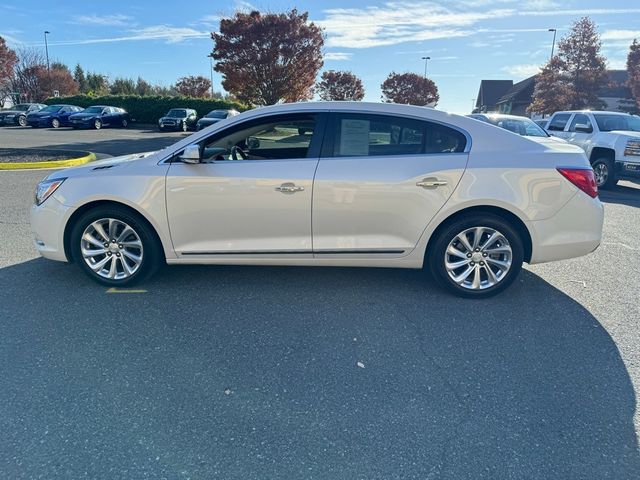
[43,31,50,72]
[548,28,557,60]
[208,55,214,98]
[421,56,431,77]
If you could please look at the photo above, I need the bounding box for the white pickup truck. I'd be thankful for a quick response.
[545,110,640,188]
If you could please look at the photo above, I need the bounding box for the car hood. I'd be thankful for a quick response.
[526,135,568,145]
[609,130,640,138]
[198,117,221,124]
[48,151,158,180]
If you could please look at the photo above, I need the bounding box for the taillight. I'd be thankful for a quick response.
[556,168,598,198]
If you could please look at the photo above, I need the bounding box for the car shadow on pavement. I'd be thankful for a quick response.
[599,182,640,208]
[1,259,638,479]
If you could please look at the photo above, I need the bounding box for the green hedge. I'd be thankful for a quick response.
[44,95,246,124]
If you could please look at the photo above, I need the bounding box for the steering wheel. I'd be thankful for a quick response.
[230,145,248,160]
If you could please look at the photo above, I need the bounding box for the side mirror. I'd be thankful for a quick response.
[575,124,592,134]
[179,144,201,164]
[246,136,260,150]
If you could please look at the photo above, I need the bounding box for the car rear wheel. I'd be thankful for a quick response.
[94,119,102,130]
[71,206,162,287]
[51,118,60,129]
[18,115,27,127]
[428,214,524,298]
[592,157,617,189]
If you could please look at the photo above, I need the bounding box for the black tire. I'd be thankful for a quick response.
[94,119,102,130]
[51,118,60,129]
[592,157,618,189]
[70,205,163,287]
[427,213,524,299]
[18,115,27,127]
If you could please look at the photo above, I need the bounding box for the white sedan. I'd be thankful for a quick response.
[31,102,603,298]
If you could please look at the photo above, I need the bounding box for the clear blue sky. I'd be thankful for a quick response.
[1,0,638,113]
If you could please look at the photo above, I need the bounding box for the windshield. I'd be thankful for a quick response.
[84,106,104,113]
[206,110,228,119]
[40,105,63,113]
[483,116,548,137]
[166,109,187,118]
[593,114,640,132]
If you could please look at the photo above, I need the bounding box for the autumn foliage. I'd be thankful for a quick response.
[628,40,640,111]
[212,9,324,106]
[529,17,608,114]
[381,72,439,106]
[316,70,365,101]
[175,75,212,98]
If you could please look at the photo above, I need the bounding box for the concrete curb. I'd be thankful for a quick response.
[0,152,96,170]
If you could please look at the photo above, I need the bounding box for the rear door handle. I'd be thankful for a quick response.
[275,182,305,194]
[416,177,448,188]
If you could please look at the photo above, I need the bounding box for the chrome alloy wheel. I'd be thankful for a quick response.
[593,162,608,187]
[444,226,513,290]
[80,218,143,280]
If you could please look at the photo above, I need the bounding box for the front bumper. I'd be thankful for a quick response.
[30,196,72,262]
[528,191,604,264]
[616,160,640,181]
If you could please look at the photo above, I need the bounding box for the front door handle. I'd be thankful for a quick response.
[416,177,448,188]
[275,182,305,194]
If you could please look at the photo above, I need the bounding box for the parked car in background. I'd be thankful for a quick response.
[68,106,131,130]
[26,104,83,128]
[0,103,47,127]
[546,110,640,188]
[467,114,565,144]
[196,109,240,130]
[31,102,603,298]
[534,119,549,130]
[158,108,198,132]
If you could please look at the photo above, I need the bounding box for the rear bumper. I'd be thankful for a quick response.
[528,191,604,264]
[616,161,640,181]
[30,196,71,262]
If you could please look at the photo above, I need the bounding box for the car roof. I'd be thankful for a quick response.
[554,110,631,116]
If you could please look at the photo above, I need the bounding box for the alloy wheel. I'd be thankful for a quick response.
[593,162,608,187]
[51,118,60,128]
[80,218,144,280]
[444,226,513,290]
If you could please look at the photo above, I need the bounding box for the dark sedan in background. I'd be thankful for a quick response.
[158,108,198,131]
[68,106,132,129]
[0,103,47,127]
[195,109,240,130]
[26,104,83,128]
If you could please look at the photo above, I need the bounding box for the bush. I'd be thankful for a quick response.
[44,94,246,124]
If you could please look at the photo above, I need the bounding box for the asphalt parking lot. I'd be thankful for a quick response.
[0,124,189,157]
[1,137,639,478]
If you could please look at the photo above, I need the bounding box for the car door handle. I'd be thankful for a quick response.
[416,178,448,188]
[275,183,305,194]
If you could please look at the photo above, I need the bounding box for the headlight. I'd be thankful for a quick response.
[35,178,66,206]
[624,139,640,157]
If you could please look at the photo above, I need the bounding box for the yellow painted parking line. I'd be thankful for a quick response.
[106,287,148,294]
[0,152,96,170]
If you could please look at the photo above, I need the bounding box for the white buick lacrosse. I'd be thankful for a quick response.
[31,102,603,297]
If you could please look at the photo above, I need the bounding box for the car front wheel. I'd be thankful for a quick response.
[51,118,60,128]
[70,206,162,286]
[94,119,102,130]
[592,157,617,189]
[18,115,27,127]
[428,214,524,298]
[181,121,187,132]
